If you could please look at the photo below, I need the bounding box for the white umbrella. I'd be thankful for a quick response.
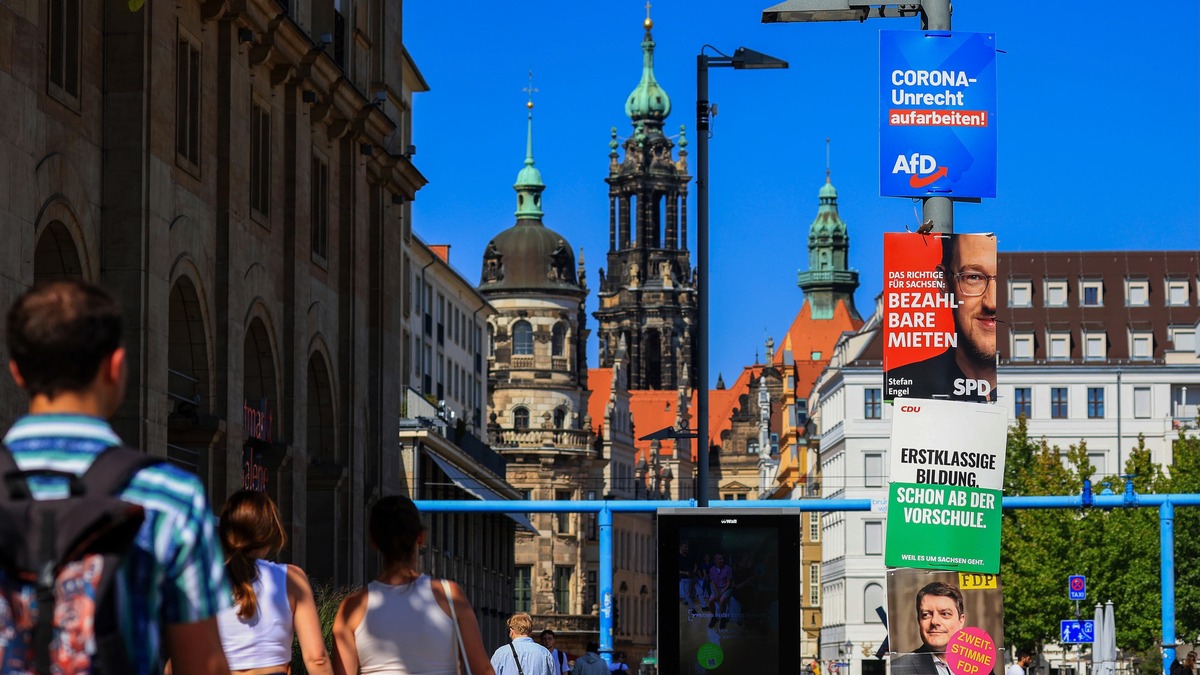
[1103,601,1116,675]
[1092,604,1105,675]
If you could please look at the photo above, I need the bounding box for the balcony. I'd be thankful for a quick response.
[531,613,597,635]
[491,426,593,450]
[400,387,506,477]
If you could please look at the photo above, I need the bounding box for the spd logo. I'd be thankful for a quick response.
[892,153,948,188]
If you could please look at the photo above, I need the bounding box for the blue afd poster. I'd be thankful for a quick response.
[879,30,997,198]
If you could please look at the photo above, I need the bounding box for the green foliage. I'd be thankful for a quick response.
[291,581,357,675]
[1001,421,1200,673]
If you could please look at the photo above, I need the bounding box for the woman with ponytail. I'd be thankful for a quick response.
[216,490,333,675]
[332,495,494,675]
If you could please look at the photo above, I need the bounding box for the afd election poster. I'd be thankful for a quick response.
[886,568,1004,675]
[883,232,997,403]
[880,30,998,198]
[886,399,1006,574]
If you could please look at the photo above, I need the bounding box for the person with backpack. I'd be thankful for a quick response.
[0,280,231,674]
[540,629,571,674]
[331,495,495,675]
[216,490,332,675]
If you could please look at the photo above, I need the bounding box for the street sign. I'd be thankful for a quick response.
[1069,575,1087,601]
[1060,619,1095,644]
[879,30,998,198]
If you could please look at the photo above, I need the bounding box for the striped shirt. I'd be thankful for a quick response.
[3,414,230,674]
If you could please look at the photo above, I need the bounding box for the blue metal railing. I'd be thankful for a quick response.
[415,492,1200,670]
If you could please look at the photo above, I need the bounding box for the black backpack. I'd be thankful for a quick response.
[0,444,160,674]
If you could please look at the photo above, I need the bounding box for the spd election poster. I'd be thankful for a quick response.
[883,232,996,403]
[886,398,1006,574]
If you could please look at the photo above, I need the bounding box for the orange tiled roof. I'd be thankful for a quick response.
[428,244,451,264]
[775,298,863,400]
[587,367,614,434]
[630,389,690,462]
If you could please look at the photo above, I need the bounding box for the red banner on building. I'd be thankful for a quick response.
[883,233,997,403]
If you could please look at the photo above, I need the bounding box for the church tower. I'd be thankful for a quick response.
[594,12,696,391]
[796,155,861,321]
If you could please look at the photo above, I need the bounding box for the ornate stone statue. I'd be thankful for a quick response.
[628,261,640,289]
[482,241,504,283]
[660,260,673,288]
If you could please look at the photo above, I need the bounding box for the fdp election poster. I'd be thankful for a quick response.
[885,398,1006,574]
[883,232,997,403]
[886,568,1004,675]
[880,30,998,198]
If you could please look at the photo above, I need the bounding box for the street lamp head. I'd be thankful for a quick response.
[732,46,789,70]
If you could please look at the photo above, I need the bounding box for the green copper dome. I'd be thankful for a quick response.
[625,18,671,122]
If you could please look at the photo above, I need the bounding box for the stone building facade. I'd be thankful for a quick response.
[0,0,426,585]
[594,15,696,392]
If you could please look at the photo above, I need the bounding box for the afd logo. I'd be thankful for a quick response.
[892,153,949,189]
[900,405,921,413]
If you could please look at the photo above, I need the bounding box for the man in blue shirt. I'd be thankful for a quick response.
[492,612,556,675]
[3,280,231,674]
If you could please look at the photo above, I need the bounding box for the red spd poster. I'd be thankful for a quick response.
[883,233,997,403]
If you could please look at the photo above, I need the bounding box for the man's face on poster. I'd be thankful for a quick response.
[942,236,997,365]
[918,593,965,651]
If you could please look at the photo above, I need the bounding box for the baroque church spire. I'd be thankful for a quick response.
[514,71,545,221]
[624,3,671,138]
[797,139,861,320]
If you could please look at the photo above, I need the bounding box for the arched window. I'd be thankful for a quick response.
[747,440,760,455]
[551,323,566,357]
[554,407,568,429]
[488,325,495,356]
[513,407,530,430]
[512,320,533,355]
[864,582,886,622]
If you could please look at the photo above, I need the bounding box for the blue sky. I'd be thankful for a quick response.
[404,1,1200,387]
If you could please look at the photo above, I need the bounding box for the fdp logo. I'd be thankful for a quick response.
[892,153,949,189]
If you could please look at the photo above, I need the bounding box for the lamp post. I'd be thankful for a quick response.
[696,46,788,508]
[760,0,954,234]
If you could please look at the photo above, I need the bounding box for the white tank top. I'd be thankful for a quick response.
[354,575,459,674]
[216,559,295,669]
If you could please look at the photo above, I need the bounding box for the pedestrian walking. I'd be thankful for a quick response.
[608,651,630,672]
[1171,651,1197,675]
[0,280,230,675]
[572,642,609,675]
[332,495,494,675]
[491,613,556,675]
[216,489,332,675]
[1007,650,1033,675]
[541,628,571,674]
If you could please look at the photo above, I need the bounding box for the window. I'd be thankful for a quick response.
[1088,387,1105,419]
[809,563,820,605]
[176,30,201,171]
[1130,330,1153,360]
[1014,387,1032,419]
[1125,279,1149,306]
[1051,387,1069,419]
[553,407,567,429]
[1081,280,1103,307]
[1133,387,1151,419]
[1088,452,1107,478]
[864,453,883,488]
[864,583,886,622]
[311,156,329,261]
[1012,332,1034,361]
[1048,331,1070,361]
[48,0,81,104]
[250,103,271,218]
[553,565,572,613]
[864,521,883,555]
[747,440,760,455]
[1170,326,1197,352]
[556,490,572,533]
[512,320,534,355]
[1009,280,1032,307]
[1166,278,1190,306]
[585,570,598,612]
[514,566,531,612]
[1085,333,1106,361]
[551,323,565,357]
[809,513,820,542]
[864,388,882,419]
[1046,279,1068,307]
[513,407,530,430]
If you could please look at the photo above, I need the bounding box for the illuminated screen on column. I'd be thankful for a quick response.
[657,508,801,674]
